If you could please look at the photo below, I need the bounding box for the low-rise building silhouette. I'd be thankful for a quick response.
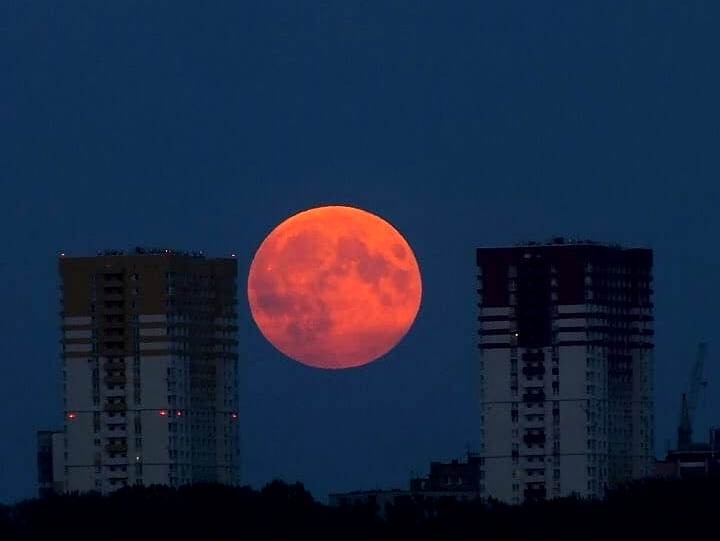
[655,428,720,479]
[329,453,483,515]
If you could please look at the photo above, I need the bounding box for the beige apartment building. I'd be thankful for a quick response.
[38,248,240,494]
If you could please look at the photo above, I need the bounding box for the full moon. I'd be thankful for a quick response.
[248,205,422,369]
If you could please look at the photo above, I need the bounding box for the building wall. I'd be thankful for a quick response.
[557,344,589,498]
[37,431,56,497]
[481,346,513,503]
[51,432,65,494]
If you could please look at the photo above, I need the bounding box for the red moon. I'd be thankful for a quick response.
[247,206,422,369]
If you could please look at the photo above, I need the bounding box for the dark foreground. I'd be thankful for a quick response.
[1,478,718,540]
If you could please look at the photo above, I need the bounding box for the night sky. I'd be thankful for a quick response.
[1,2,719,503]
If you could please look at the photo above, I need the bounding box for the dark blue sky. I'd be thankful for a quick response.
[1,2,719,503]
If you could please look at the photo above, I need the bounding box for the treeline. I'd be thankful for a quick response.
[1,478,718,540]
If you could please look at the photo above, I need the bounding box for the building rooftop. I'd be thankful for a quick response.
[59,247,238,259]
[101,247,206,258]
[477,237,650,251]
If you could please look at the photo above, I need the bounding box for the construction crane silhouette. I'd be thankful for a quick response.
[677,343,708,450]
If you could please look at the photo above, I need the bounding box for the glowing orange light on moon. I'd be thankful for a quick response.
[247,206,422,369]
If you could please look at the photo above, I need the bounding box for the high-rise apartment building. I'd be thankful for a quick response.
[477,239,654,503]
[40,248,240,494]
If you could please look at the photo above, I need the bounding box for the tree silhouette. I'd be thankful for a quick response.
[1,478,719,540]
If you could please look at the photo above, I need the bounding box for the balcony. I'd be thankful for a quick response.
[522,365,545,377]
[103,455,129,466]
[525,468,546,478]
[104,386,126,398]
[104,359,125,370]
[102,425,128,438]
[103,344,126,356]
[522,456,546,468]
[104,327,125,337]
[103,275,124,287]
[522,378,544,389]
[104,315,125,327]
[522,391,545,404]
[520,399,545,414]
[523,432,546,446]
[105,402,127,413]
[523,417,546,429]
[103,302,124,314]
[104,375,127,385]
[522,351,545,363]
[105,442,128,453]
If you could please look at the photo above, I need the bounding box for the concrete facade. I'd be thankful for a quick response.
[46,248,240,494]
[477,240,654,503]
